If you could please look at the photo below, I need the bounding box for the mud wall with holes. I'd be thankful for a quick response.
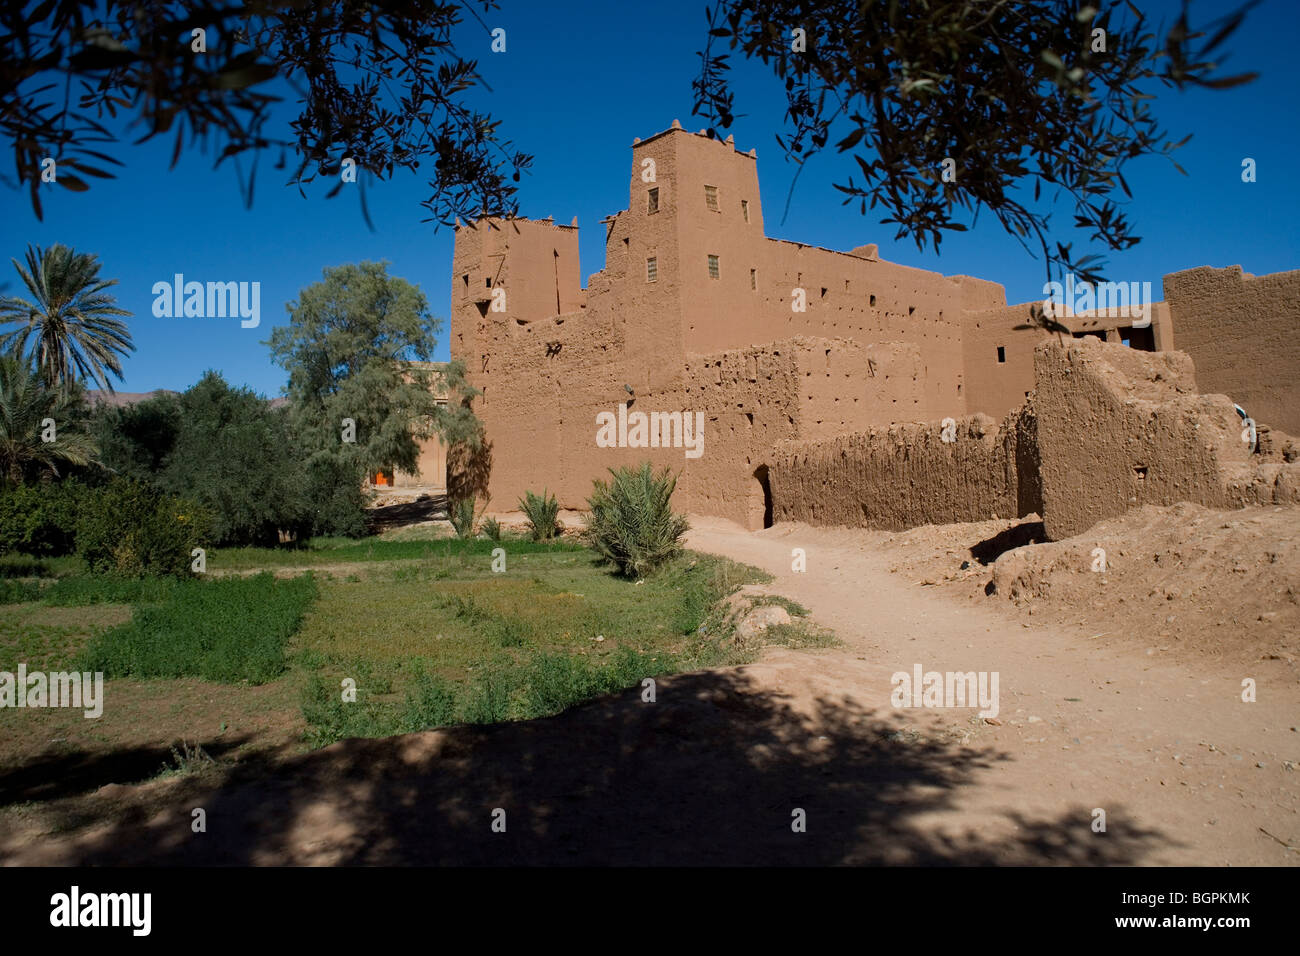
[446,317,924,528]
[767,405,1041,530]
[1035,338,1300,540]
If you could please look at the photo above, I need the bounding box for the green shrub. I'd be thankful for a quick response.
[583,463,689,578]
[448,496,477,539]
[519,488,559,541]
[300,673,400,747]
[481,516,502,541]
[0,480,86,557]
[400,669,459,732]
[300,456,368,539]
[0,578,44,604]
[79,572,317,682]
[76,478,211,577]
[519,648,661,720]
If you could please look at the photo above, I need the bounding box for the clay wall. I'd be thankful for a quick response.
[1034,338,1300,540]
[1163,265,1300,435]
[963,299,1175,422]
[768,405,1040,530]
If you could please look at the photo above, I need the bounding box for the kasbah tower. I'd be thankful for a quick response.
[448,120,1296,530]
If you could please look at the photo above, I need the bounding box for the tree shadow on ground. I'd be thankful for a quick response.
[0,733,257,809]
[1,669,1173,865]
[366,494,447,534]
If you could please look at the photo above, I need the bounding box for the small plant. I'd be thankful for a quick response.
[449,496,477,539]
[481,516,502,541]
[158,740,214,776]
[584,463,689,577]
[518,489,559,541]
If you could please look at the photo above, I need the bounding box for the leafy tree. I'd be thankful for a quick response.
[0,243,134,394]
[90,373,320,546]
[0,353,97,484]
[158,372,308,547]
[268,261,479,531]
[91,389,183,481]
[692,0,1257,283]
[2,0,530,225]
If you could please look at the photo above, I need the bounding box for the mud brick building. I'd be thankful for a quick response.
[441,122,1299,531]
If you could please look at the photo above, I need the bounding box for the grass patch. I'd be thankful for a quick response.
[208,536,583,570]
[79,573,318,683]
[0,604,133,671]
[295,549,769,746]
[0,578,44,604]
[0,573,177,606]
[300,646,671,747]
[746,594,810,617]
[0,554,80,578]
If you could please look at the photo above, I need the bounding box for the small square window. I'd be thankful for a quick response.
[869,294,877,307]
[704,185,719,211]
[741,200,749,222]
[486,277,492,288]
[647,187,659,214]
[462,274,469,297]
[750,268,757,291]
[997,346,1006,364]
[646,257,658,283]
[708,255,720,279]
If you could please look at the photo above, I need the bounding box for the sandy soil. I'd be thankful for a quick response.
[1,509,1296,865]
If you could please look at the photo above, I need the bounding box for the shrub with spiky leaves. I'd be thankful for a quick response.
[583,463,689,578]
[449,496,477,539]
[518,488,559,541]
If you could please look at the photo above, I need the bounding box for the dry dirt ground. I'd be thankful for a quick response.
[1,506,1297,865]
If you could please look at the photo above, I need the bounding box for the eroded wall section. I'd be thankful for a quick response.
[1035,338,1300,540]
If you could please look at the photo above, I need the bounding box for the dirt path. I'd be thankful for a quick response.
[2,518,1296,865]
[683,517,1300,865]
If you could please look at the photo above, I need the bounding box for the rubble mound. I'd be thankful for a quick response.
[989,502,1300,663]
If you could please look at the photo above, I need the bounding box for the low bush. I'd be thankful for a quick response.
[76,478,211,577]
[481,516,502,541]
[0,578,43,604]
[0,480,86,557]
[584,463,689,577]
[519,488,559,541]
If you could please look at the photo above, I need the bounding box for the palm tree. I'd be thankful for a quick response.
[0,353,97,483]
[0,243,134,394]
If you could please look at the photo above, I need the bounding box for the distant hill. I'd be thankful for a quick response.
[84,389,179,408]
[86,390,288,409]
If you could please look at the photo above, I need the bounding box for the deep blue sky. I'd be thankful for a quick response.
[2,0,1296,397]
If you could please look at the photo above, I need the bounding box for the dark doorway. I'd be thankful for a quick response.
[1124,324,1156,351]
[752,465,774,529]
